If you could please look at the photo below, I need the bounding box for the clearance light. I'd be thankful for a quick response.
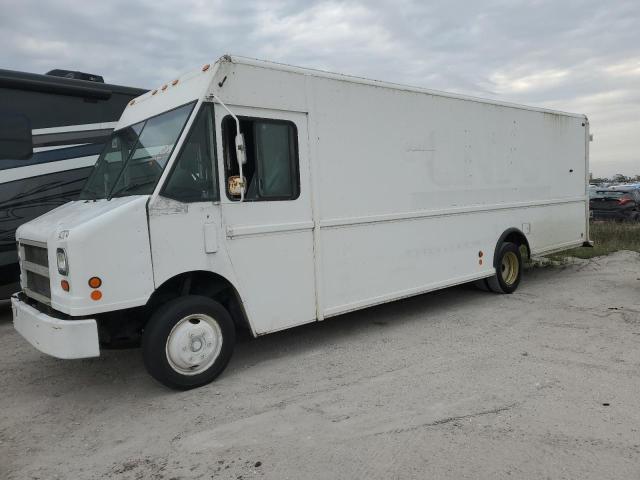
[61,280,70,292]
[151,89,158,95]
[129,99,135,106]
[88,277,102,289]
[171,79,179,86]
[90,290,102,301]
[161,84,168,91]
[202,64,210,72]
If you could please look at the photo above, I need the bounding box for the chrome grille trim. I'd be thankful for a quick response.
[22,260,50,277]
[19,238,47,249]
[18,239,51,304]
[23,287,51,306]
[23,243,49,267]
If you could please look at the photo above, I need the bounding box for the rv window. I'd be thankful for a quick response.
[222,116,299,201]
[163,104,218,202]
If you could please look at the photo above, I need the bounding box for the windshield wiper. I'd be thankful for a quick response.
[108,179,156,199]
[80,184,107,200]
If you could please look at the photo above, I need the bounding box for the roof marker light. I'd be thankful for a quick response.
[151,89,158,95]
[161,84,168,91]
[202,64,210,72]
[172,79,179,86]
[129,99,135,105]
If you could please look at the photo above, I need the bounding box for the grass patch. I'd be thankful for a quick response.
[547,221,640,260]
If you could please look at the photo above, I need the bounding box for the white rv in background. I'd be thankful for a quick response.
[11,56,590,389]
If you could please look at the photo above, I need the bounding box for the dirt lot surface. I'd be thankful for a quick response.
[1,251,640,480]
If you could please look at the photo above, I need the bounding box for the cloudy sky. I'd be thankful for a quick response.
[1,0,638,177]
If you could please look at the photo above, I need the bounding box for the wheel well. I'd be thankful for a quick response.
[494,228,531,267]
[146,271,251,333]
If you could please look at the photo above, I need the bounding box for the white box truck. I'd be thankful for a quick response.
[10,55,590,389]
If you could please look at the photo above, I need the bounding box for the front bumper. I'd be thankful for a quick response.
[12,294,100,359]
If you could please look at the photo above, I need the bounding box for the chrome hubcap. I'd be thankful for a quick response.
[166,314,222,375]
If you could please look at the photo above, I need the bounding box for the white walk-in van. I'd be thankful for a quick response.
[11,55,590,389]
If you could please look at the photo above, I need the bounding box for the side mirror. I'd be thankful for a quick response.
[0,112,33,160]
[228,175,246,197]
[235,133,246,165]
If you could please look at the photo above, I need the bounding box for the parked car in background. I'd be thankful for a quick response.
[608,183,640,191]
[590,189,640,221]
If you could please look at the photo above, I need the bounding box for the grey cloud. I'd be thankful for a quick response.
[0,0,638,176]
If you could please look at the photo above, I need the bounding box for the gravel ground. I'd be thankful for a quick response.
[1,251,639,480]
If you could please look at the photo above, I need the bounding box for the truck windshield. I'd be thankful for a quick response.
[79,102,195,200]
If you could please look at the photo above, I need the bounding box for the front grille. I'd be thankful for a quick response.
[19,239,51,304]
[26,270,51,299]
[23,244,49,267]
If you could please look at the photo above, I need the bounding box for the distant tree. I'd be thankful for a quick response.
[612,173,630,183]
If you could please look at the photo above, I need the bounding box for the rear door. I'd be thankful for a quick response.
[215,105,316,334]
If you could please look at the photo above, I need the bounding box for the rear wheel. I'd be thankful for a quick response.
[486,242,522,294]
[142,295,235,390]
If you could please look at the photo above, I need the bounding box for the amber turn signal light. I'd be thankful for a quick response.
[90,290,102,301]
[88,277,102,289]
[61,280,70,292]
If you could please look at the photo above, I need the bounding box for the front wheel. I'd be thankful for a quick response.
[142,295,236,390]
[486,242,522,294]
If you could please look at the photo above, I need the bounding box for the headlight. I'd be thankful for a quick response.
[56,248,69,275]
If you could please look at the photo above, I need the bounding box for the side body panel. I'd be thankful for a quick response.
[204,59,587,327]
[304,75,587,317]
[215,106,316,334]
[146,100,316,336]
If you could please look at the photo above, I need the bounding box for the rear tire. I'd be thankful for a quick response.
[486,242,522,294]
[142,295,236,390]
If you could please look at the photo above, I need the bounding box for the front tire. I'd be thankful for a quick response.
[486,242,522,294]
[142,295,236,390]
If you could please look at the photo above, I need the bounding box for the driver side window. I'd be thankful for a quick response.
[162,103,218,202]
[222,115,299,201]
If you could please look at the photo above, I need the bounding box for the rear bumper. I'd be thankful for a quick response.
[12,294,100,359]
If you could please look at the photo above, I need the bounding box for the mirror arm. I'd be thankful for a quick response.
[207,93,244,201]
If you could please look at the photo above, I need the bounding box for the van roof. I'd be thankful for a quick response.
[120,54,586,129]
[226,55,587,120]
